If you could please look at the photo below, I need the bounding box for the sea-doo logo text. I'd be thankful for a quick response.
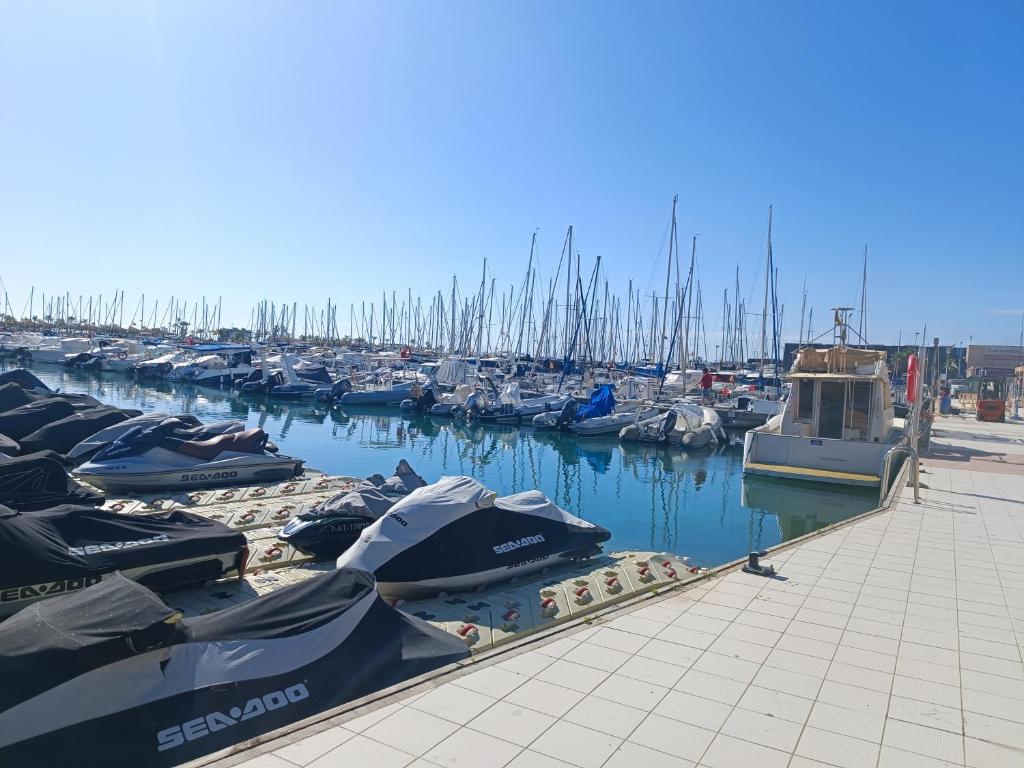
[180,470,239,482]
[493,534,545,554]
[69,534,171,556]
[1,576,101,604]
[388,512,408,527]
[156,683,309,752]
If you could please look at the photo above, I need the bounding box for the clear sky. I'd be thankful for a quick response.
[1,1,1021,346]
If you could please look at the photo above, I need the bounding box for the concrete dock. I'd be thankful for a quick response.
[203,414,1024,768]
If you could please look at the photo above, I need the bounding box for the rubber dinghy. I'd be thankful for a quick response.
[0,570,469,767]
[0,503,246,618]
[280,459,427,558]
[336,475,611,599]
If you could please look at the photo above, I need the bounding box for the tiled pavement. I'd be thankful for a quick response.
[214,416,1024,768]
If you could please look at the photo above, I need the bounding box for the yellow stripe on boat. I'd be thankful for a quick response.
[744,461,880,486]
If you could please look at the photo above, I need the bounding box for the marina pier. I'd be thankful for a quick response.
[202,414,1024,768]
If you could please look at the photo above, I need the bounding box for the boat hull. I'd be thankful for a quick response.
[742,429,903,486]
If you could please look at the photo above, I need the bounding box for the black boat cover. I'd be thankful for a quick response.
[0,504,245,590]
[0,568,469,767]
[0,369,49,391]
[306,461,425,521]
[0,399,76,440]
[0,451,103,510]
[0,573,180,712]
[18,406,142,455]
[0,383,33,414]
[0,434,18,457]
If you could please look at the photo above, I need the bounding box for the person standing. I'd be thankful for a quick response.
[699,368,714,403]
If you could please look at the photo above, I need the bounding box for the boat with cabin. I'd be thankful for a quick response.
[743,340,907,487]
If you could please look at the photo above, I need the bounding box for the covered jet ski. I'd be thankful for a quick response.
[336,475,611,598]
[17,405,142,456]
[74,423,304,493]
[0,569,469,767]
[0,504,246,618]
[0,451,104,511]
[0,369,50,392]
[280,460,427,558]
[64,414,242,463]
[0,383,34,414]
[0,399,77,441]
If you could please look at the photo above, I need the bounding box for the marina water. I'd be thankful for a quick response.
[21,366,877,566]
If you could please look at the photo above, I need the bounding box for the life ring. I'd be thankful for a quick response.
[906,354,919,404]
[400,346,412,359]
[117,350,128,360]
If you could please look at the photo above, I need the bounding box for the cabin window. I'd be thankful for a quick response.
[796,379,815,422]
[847,381,872,433]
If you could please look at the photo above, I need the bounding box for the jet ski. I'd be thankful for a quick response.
[74,422,304,493]
[17,405,142,456]
[64,414,243,464]
[0,451,104,511]
[0,569,469,767]
[280,460,426,558]
[336,475,611,599]
[0,503,246,618]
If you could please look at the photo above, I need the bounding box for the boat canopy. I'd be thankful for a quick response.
[575,384,615,421]
[791,346,886,376]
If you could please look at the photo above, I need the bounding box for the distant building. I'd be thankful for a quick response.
[218,327,253,343]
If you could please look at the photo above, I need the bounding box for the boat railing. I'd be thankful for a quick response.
[879,445,919,505]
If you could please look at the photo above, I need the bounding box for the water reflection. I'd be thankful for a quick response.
[13,365,878,566]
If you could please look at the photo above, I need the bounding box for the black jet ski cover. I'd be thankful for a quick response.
[0,451,103,510]
[0,569,469,767]
[0,383,34,414]
[281,460,427,558]
[0,433,18,457]
[0,398,76,440]
[0,369,49,392]
[18,406,142,456]
[336,476,611,597]
[0,504,246,614]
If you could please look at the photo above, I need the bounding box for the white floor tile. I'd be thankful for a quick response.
[424,728,522,768]
[363,707,460,757]
[627,713,715,761]
[530,720,621,768]
[700,734,791,768]
[467,701,556,747]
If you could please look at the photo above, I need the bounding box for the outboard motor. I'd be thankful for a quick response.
[657,408,678,442]
[556,398,579,428]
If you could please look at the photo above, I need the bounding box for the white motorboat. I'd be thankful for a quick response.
[743,344,907,487]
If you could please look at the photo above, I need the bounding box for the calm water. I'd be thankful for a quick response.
[19,366,877,566]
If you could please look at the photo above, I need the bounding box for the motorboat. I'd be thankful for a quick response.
[240,353,349,401]
[280,460,426,558]
[468,381,573,425]
[21,336,93,365]
[0,503,246,618]
[74,423,303,493]
[0,569,469,767]
[339,375,417,406]
[336,475,611,599]
[743,343,907,487]
[162,345,255,387]
[424,383,478,418]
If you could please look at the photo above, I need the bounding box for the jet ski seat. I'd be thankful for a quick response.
[176,428,268,460]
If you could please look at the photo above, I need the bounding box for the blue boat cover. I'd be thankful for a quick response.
[574,384,615,422]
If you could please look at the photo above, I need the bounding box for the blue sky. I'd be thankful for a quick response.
[1,1,1021,345]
